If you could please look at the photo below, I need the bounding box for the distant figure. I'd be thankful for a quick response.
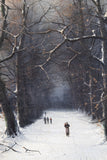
[64,122,70,136]
[47,117,49,124]
[44,117,46,124]
[44,112,46,116]
[50,117,52,124]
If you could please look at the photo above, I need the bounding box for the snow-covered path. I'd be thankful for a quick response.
[0,110,107,160]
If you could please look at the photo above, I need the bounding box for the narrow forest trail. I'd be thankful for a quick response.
[0,110,107,160]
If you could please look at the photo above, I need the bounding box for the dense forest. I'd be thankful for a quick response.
[0,0,107,139]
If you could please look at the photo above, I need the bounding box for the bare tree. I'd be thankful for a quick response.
[0,0,19,136]
[91,0,107,139]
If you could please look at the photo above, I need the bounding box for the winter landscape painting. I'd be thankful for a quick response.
[0,0,107,160]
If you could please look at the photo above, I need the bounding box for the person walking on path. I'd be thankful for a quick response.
[47,117,49,124]
[64,122,70,136]
[44,112,46,116]
[50,117,52,124]
[44,117,47,124]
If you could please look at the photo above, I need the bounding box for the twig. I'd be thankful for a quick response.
[0,142,18,153]
[23,146,41,155]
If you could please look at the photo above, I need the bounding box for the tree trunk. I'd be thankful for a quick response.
[102,39,107,140]
[0,78,19,137]
[96,0,107,139]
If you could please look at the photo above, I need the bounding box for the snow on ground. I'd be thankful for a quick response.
[0,109,107,160]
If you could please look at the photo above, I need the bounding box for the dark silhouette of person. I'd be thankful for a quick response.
[44,117,46,124]
[64,122,70,136]
[44,112,46,116]
[47,117,49,124]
